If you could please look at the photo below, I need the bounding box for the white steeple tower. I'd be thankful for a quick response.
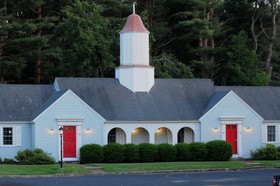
[115,4,154,93]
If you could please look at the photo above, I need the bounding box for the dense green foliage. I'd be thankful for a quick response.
[138,143,158,162]
[206,140,232,161]
[250,144,280,160]
[79,141,233,163]
[15,148,55,165]
[189,142,208,161]
[123,143,139,163]
[80,144,104,163]
[157,143,177,162]
[2,0,280,86]
[175,143,191,161]
[103,143,125,163]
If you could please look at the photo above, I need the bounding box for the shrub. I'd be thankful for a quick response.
[157,144,177,162]
[250,144,280,160]
[15,148,55,165]
[138,143,158,162]
[189,142,207,161]
[206,140,232,161]
[80,144,104,163]
[103,143,124,163]
[175,143,191,161]
[3,158,15,164]
[0,157,2,163]
[123,144,139,163]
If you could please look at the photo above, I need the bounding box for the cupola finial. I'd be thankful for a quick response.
[133,2,136,14]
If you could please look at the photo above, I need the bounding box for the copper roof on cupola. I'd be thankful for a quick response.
[120,14,149,33]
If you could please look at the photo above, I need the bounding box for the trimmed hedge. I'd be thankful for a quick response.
[138,143,158,162]
[78,140,235,163]
[157,143,177,162]
[175,143,191,161]
[250,144,280,160]
[123,144,139,163]
[103,143,125,163]
[80,144,104,163]
[15,148,55,165]
[189,142,207,161]
[206,140,232,161]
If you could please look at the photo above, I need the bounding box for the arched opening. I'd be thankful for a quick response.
[107,128,126,144]
[155,127,172,144]
[177,127,194,143]
[131,127,149,144]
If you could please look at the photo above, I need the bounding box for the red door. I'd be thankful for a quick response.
[226,124,237,154]
[63,126,76,157]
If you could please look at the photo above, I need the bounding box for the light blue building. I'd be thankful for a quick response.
[0,13,279,162]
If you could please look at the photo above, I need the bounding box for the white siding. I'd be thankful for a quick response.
[200,92,263,158]
[0,123,31,160]
[33,91,104,161]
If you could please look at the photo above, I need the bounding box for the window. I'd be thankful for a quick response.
[108,128,116,143]
[177,128,184,143]
[267,126,276,142]
[3,127,13,145]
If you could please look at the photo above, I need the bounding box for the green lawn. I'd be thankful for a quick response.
[253,160,280,167]
[0,164,89,176]
[92,161,249,173]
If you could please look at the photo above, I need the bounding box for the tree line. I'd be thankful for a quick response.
[1,0,280,86]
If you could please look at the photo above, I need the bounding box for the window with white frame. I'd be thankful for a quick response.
[3,127,13,145]
[267,126,276,142]
[0,126,21,147]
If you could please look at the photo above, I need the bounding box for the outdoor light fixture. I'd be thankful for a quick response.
[58,127,63,168]
[213,127,219,132]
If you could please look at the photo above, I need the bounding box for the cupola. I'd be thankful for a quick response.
[115,4,154,93]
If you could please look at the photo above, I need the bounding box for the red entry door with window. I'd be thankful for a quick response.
[226,124,237,154]
[63,126,76,157]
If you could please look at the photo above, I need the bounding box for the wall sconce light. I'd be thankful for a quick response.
[156,128,161,134]
[245,127,251,132]
[213,127,219,132]
[84,128,92,134]
[49,128,55,134]
[132,129,137,134]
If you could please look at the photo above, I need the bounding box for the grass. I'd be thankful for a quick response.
[254,160,280,167]
[0,164,89,176]
[92,161,249,173]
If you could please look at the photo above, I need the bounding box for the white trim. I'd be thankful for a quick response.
[220,118,243,157]
[105,120,200,124]
[263,124,279,143]
[199,91,263,121]
[0,125,20,147]
[33,90,106,122]
[57,122,82,162]
[0,121,32,124]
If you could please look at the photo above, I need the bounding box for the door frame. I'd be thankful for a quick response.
[57,118,83,161]
[220,117,244,158]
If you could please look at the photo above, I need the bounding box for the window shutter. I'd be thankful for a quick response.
[261,125,266,143]
[16,126,22,146]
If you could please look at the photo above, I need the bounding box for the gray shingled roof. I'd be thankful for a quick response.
[215,86,280,120]
[0,84,54,121]
[55,78,214,121]
[202,91,230,115]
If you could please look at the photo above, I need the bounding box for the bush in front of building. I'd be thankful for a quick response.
[189,142,207,161]
[250,144,280,160]
[175,143,191,161]
[123,144,139,163]
[157,143,177,162]
[15,148,55,165]
[206,140,232,161]
[80,144,104,163]
[103,143,125,163]
[138,143,158,162]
